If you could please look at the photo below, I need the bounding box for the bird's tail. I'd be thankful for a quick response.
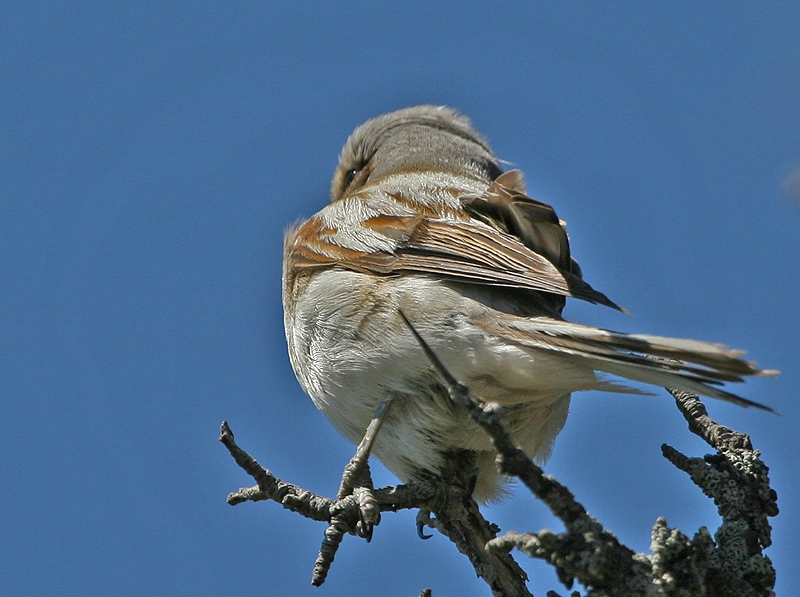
[480,315,778,411]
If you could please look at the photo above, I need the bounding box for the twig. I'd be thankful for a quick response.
[220,417,531,595]
[220,420,428,586]
[220,333,778,596]
[400,314,778,596]
[659,389,778,596]
[400,312,649,593]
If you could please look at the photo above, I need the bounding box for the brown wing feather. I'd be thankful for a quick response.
[463,170,572,271]
[285,174,624,311]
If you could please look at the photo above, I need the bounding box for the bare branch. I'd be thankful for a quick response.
[659,390,778,596]
[219,355,778,595]
[401,317,778,596]
[220,421,529,595]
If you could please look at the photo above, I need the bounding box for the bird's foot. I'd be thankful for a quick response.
[337,455,379,541]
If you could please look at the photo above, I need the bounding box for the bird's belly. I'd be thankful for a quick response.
[284,268,575,499]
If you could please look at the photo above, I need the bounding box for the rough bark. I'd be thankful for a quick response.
[220,340,777,596]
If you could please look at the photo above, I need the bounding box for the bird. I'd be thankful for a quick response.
[282,105,775,503]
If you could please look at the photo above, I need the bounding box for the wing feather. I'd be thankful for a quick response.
[285,175,624,311]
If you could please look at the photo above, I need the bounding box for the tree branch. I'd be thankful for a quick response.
[219,421,529,595]
[219,355,778,596]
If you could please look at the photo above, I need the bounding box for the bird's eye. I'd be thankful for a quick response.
[343,168,359,189]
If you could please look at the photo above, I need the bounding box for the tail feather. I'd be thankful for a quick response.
[480,315,777,412]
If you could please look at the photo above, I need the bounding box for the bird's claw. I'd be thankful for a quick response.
[416,509,434,540]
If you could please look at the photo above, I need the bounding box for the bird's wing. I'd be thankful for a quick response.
[285,171,623,311]
[462,170,573,272]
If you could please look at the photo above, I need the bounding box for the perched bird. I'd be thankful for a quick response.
[282,105,774,502]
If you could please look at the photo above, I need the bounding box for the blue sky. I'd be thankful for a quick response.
[2,3,799,596]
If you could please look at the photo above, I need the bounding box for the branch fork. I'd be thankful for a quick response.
[220,318,777,596]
